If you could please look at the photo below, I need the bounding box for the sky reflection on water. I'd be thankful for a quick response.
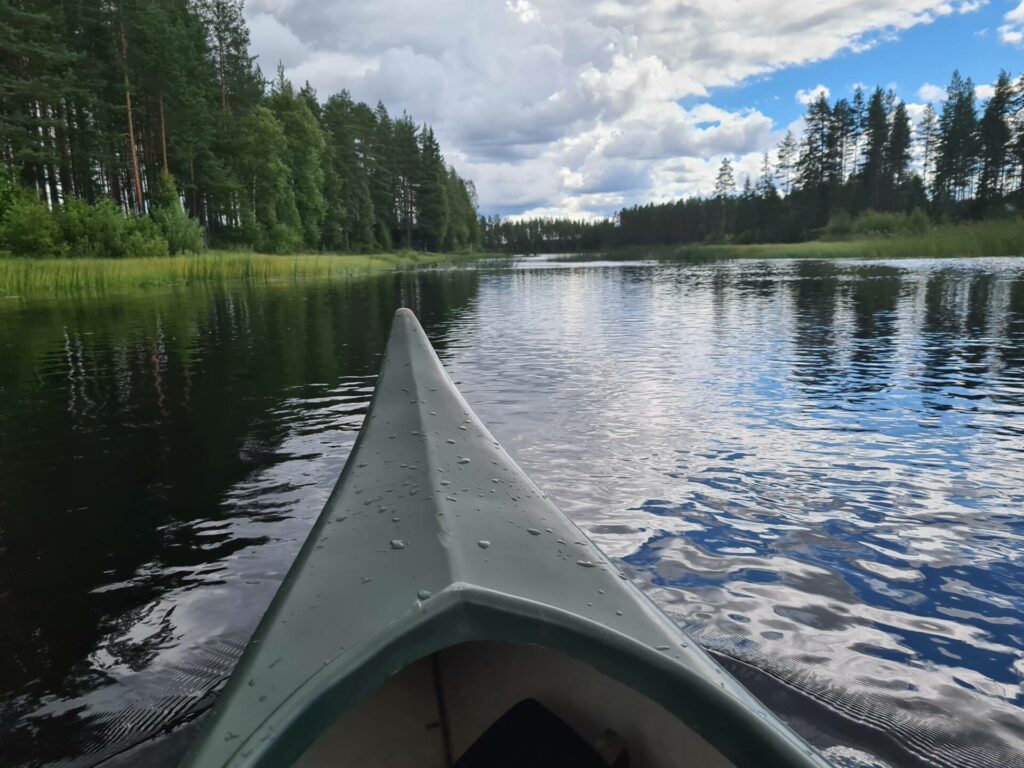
[0,257,1021,767]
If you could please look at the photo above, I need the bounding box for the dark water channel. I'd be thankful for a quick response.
[1,257,1022,767]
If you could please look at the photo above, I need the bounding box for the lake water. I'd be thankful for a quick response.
[1,256,1022,767]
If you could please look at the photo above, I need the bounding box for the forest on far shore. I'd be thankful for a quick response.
[482,69,1024,254]
[0,0,480,259]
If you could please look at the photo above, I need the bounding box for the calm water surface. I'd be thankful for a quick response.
[1,257,1022,767]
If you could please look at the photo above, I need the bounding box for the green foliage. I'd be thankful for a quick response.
[416,127,449,251]
[824,211,853,239]
[851,210,930,236]
[236,106,302,252]
[269,72,326,248]
[151,207,204,254]
[824,209,932,239]
[0,194,61,257]
[666,218,1024,261]
[151,172,205,254]
[0,1,475,258]
[0,169,20,217]
[58,198,134,259]
[58,198,168,259]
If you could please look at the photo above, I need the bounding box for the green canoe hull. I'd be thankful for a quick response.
[179,308,828,768]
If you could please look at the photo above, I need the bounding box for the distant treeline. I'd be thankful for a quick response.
[482,69,1024,253]
[1,0,479,257]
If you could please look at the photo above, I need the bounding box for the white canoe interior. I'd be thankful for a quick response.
[295,641,736,768]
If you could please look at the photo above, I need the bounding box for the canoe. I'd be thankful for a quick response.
[179,308,829,768]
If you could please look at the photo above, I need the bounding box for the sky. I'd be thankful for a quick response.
[243,0,1024,220]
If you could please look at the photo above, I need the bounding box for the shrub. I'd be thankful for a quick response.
[125,216,170,258]
[58,198,133,258]
[150,172,205,254]
[853,210,901,235]
[850,209,933,237]
[152,206,204,254]
[0,169,20,218]
[58,198,170,258]
[376,222,393,251]
[0,194,62,257]
[267,223,303,254]
[824,210,853,239]
[906,208,930,234]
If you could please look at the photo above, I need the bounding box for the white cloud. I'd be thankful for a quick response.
[248,13,309,70]
[957,0,986,13]
[917,82,946,102]
[904,102,927,125]
[244,0,979,216]
[998,1,1024,45]
[795,84,830,105]
[975,83,996,100]
[506,0,540,24]
[247,0,296,12]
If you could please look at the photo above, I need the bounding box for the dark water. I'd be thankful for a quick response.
[1,257,1022,767]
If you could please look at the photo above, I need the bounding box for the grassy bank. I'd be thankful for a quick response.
[0,249,494,299]
[613,218,1024,262]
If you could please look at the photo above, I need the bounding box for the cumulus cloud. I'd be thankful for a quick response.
[917,82,946,102]
[998,1,1024,46]
[975,83,996,100]
[248,12,309,69]
[795,84,830,105]
[506,0,540,24]
[957,0,986,13]
[244,0,981,216]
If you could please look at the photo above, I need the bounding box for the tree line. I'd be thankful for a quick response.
[482,69,1024,253]
[0,0,480,257]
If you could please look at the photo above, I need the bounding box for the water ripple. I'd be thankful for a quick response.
[0,259,1022,766]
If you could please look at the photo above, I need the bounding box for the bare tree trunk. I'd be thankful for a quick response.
[47,163,60,208]
[218,38,227,112]
[57,101,74,201]
[159,93,169,174]
[121,25,145,213]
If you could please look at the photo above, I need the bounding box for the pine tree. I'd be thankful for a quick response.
[860,87,889,209]
[1011,75,1024,202]
[415,126,448,251]
[775,130,797,194]
[714,156,734,198]
[917,104,940,193]
[268,67,325,248]
[392,114,419,248]
[832,98,856,181]
[977,70,1014,205]
[934,70,980,205]
[849,85,866,175]
[714,156,734,233]
[370,102,397,248]
[886,101,912,204]
[797,94,837,195]
[199,0,259,115]
[756,151,775,197]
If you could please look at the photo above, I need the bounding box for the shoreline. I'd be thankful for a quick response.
[0,250,499,301]
[586,218,1024,262]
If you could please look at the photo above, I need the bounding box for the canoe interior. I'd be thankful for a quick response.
[295,641,736,768]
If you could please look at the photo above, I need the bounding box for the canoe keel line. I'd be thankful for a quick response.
[179,308,829,768]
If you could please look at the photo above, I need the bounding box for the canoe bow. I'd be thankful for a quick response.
[179,308,828,768]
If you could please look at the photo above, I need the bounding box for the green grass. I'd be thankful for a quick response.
[0,249,495,299]
[606,217,1024,262]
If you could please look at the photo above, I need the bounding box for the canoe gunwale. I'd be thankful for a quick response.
[226,584,826,768]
